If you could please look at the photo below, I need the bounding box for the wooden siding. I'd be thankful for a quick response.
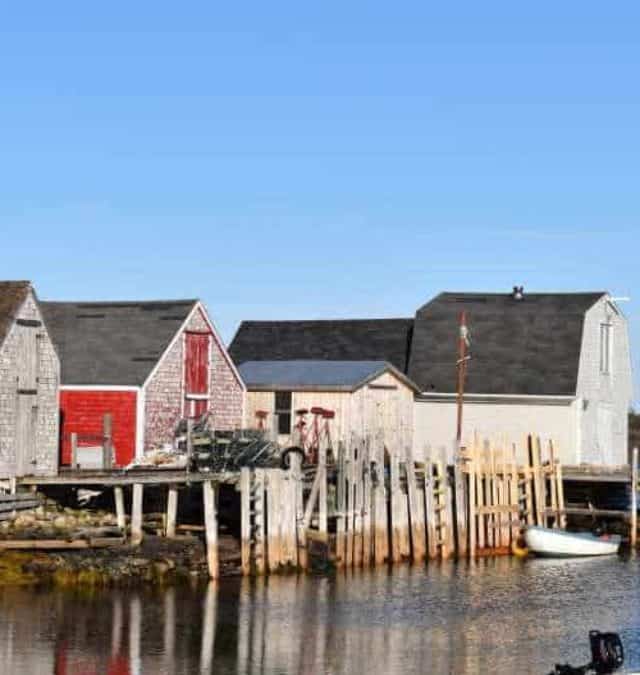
[245,371,414,448]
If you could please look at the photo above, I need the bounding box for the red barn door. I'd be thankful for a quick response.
[184,332,210,418]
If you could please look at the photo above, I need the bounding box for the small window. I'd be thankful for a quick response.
[600,323,612,374]
[274,391,292,435]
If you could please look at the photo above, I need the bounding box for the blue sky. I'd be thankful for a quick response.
[1,3,638,400]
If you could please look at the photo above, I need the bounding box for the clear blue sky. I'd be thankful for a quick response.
[1,4,638,401]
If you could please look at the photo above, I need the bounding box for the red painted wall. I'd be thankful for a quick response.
[59,390,137,467]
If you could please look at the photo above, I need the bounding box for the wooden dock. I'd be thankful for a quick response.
[6,442,638,579]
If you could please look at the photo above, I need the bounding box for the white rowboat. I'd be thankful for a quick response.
[524,526,621,557]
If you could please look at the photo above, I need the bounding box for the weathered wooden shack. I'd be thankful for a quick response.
[41,298,245,467]
[238,360,418,447]
[0,281,60,478]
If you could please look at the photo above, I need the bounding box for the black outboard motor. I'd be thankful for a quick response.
[589,631,624,674]
[549,631,624,675]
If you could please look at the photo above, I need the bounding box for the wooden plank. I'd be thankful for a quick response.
[631,447,638,549]
[442,447,455,558]
[240,468,251,575]
[405,443,425,563]
[131,483,143,546]
[203,480,219,579]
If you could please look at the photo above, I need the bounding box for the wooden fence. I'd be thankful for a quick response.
[238,432,570,573]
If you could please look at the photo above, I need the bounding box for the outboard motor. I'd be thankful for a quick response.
[549,631,624,675]
[589,631,624,674]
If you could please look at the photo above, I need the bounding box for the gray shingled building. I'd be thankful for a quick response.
[230,289,633,465]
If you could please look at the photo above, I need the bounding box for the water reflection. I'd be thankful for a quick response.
[0,556,638,674]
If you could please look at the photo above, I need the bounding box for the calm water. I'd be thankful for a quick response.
[1,556,639,674]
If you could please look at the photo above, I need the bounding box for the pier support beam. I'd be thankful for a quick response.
[131,483,143,546]
[631,447,638,550]
[240,468,251,575]
[203,481,219,579]
[114,486,126,531]
[166,485,178,538]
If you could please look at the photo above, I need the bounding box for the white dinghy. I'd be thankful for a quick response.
[525,526,621,557]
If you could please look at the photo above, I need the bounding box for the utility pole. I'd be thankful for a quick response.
[456,311,470,444]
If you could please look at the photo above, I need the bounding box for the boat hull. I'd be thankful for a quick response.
[524,526,621,557]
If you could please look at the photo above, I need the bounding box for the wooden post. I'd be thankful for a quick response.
[453,445,468,558]
[424,447,437,560]
[362,438,373,566]
[345,440,355,568]
[131,483,143,546]
[282,469,297,566]
[335,442,346,567]
[266,470,282,572]
[468,439,476,559]
[291,452,306,569]
[318,432,328,538]
[166,485,178,538]
[203,481,219,579]
[71,432,78,469]
[530,435,543,527]
[103,413,113,470]
[405,443,425,562]
[509,443,520,542]
[389,440,402,563]
[114,486,126,530]
[476,441,485,551]
[631,447,638,549]
[253,469,266,575]
[240,468,251,575]
[353,438,364,567]
[373,431,388,565]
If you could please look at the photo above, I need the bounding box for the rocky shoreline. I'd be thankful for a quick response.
[0,500,241,587]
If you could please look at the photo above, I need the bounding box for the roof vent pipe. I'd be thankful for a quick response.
[512,286,524,300]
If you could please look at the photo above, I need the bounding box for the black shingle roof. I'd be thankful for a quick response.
[229,319,414,373]
[408,292,606,395]
[41,300,197,386]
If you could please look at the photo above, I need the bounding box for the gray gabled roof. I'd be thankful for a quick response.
[0,281,31,350]
[408,292,606,396]
[41,299,197,386]
[238,360,419,392]
[229,319,414,373]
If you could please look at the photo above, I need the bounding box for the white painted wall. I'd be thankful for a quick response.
[576,296,633,465]
[413,396,579,465]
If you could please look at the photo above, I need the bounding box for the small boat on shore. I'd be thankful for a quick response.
[525,526,621,557]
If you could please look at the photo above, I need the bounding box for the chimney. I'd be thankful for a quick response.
[512,286,524,300]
